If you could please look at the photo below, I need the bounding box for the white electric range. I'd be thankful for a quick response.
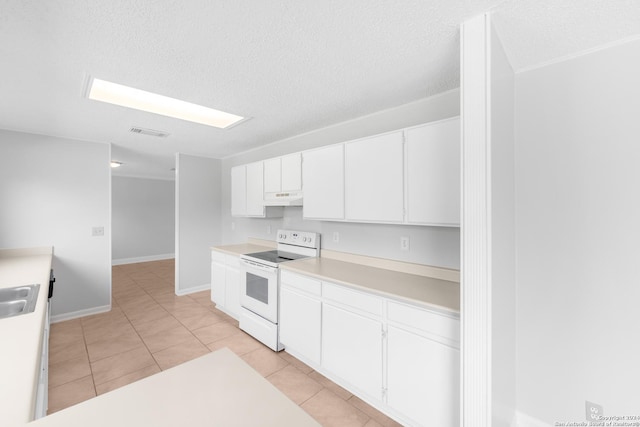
[238,230,320,351]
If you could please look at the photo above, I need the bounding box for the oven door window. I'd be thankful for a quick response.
[246,272,269,305]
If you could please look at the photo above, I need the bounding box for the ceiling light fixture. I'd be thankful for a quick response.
[88,77,246,129]
[110,161,123,168]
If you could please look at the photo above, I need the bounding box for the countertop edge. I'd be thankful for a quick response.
[210,243,274,257]
[210,242,460,314]
[24,348,320,427]
[280,261,460,316]
[0,250,53,425]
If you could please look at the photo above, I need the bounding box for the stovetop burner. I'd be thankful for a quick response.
[243,250,308,264]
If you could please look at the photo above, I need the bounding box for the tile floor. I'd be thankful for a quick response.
[48,259,401,427]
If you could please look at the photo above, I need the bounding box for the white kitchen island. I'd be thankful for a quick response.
[22,348,319,427]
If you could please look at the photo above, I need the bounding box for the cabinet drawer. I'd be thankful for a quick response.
[387,301,459,343]
[225,254,240,268]
[281,271,321,296]
[323,282,383,317]
[211,250,226,263]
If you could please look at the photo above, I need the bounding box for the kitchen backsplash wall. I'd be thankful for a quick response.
[226,208,460,269]
[220,90,461,270]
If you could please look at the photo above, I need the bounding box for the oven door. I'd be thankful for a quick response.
[239,258,278,323]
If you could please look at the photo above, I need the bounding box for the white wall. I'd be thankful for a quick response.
[0,130,111,318]
[175,154,222,294]
[515,38,640,422]
[489,23,516,427]
[112,176,175,263]
[220,91,461,269]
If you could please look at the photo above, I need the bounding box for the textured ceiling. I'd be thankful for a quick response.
[0,1,638,179]
[492,0,640,71]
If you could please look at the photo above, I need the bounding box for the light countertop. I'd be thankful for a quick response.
[211,242,460,314]
[281,257,460,314]
[211,242,275,257]
[0,247,53,425]
[23,348,320,427]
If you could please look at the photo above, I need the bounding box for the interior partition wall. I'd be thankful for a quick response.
[460,13,517,427]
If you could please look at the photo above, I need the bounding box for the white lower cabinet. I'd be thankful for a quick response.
[34,300,50,419]
[279,271,322,365]
[280,287,322,365]
[211,260,226,306]
[322,303,383,399]
[211,251,241,320]
[387,326,460,427]
[278,270,460,427]
[225,264,241,319]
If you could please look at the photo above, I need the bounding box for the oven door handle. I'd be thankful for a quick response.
[240,258,278,274]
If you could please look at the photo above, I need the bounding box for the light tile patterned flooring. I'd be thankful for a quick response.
[48,259,401,427]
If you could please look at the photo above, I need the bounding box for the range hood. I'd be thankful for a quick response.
[263,192,303,207]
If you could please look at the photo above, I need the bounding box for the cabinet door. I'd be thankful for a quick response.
[387,326,460,427]
[264,158,281,193]
[230,166,247,216]
[211,261,226,307]
[406,118,460,225]
[281,153,302,192]
[280,286,321,365]
[345,131,404,222]
[322,303,383,399]
[303,144,344,220]
[246,162,265,217]
[225,266,241,319]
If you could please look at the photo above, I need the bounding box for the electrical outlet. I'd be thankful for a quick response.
[332,232,340,243]
[400,236,410,251]
[92,226,104,237]
[231,222,235,231]
[267,225,272,234]
[585,401,603,422]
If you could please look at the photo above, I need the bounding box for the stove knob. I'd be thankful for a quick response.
[302,237,308,242]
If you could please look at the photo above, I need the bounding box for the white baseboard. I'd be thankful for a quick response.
[175,284,210,296]
[112,253,175,266]
[51,304,112,323]
[513,411,552,427]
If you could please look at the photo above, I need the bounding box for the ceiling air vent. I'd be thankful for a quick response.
[129,127,170,138]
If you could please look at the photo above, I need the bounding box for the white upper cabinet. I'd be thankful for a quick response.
[281,153,302,192]
[231,163,282,218]
[345,131,404,223]
[246,162,265,216]
[263,158,281,194]
[232,117,459,225]
[303,144,345,220]
[405,117,460,226]
[264,153,302,195]
[230,165,247,216]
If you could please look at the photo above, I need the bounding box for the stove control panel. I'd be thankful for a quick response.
[277,229,320,249]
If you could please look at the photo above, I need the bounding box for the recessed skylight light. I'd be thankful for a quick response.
[110,161,123,168]
[88,78,245,129]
